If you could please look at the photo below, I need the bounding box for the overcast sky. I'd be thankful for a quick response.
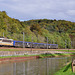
[0,0,75,22]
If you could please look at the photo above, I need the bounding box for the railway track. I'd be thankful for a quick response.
[0,47,75,51]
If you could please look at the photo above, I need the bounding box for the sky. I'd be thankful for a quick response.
[0,0,75,22]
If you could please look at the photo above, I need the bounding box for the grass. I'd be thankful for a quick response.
[0,49,75,52]
[55,50,75,52]
[54,62,75,75]
[0,49,24,51]
[37,53,75,58]
[39,53,55,58]
[0,55,27,58]
[0,54,38,58]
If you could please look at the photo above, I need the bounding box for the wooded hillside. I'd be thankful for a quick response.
[0,11,75,48]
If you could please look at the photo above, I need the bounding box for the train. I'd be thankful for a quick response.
[0,37,13,46]
[0,37,58,49]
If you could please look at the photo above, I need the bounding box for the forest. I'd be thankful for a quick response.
[0,11,75,48]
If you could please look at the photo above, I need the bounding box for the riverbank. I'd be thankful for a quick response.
[0,48,75,62]
[0,53,75,62]
[39,53,75,58]
[54,62,75,75]
[0,56,39,63]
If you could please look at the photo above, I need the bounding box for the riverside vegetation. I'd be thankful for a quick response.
[54,62,75,75]
[0,11,75,48]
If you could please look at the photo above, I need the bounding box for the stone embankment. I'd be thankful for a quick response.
[72,59,75,72]
[0,50,74,56]
[0,56,39,62]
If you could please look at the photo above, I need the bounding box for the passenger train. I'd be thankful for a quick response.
[0,37,58,49]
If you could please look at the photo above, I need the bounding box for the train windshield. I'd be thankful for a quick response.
[0,38,4,41]
[2,39,13,43]
[0,39,2,41]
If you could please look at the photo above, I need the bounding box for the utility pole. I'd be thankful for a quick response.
[65,40,67,49]
[31,37,33,52]
[53,40,55,44]
[36,31,38,43]
[68,41,69,52]
[71,41,72,49]
[3,32,4,37]
[47,37,48,49]
[23,32,25,48]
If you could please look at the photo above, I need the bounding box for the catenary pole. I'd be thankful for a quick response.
[47,37,48,49]
[3,32,4,37]
[65,40,66,49]
[31,37,33,52]
[23,32,25,48]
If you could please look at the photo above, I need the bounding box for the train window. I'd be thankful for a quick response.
[2,40,12,43]
[27,43,29,45]
[0,39,2,41]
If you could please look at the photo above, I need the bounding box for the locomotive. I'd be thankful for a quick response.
[0,37,13,46]
[0,37,58,49]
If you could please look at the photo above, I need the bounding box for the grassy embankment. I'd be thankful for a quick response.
[54,62,75,75]
[39,53,75,58]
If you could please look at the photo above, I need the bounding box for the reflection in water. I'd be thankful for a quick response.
[0,56,74,75]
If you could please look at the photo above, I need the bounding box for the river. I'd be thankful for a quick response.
[0,56,74,75]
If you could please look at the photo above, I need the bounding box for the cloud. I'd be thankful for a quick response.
[0,0,75,22]
[67,10,75,16]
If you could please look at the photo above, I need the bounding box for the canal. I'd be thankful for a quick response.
[0,56,74,75]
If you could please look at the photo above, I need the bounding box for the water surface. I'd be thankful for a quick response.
[0,56,74,75]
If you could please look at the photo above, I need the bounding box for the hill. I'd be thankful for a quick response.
[0,11,75,48]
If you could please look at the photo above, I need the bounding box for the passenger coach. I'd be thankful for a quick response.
[13,40,58,49]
